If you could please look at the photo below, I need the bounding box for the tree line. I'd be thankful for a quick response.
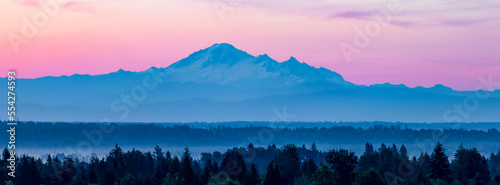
[2,141,500,185]
[3,121,500,156]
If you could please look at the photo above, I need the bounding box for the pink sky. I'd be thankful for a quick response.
[1,0,500,90]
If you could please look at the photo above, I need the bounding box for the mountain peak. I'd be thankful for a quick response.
[284,56,300,64]
[169,43,253,68]
[209,43,236,49]
[116,69,128,73]
[256,54,273,61]
[372,83,408,88]
[165,43,348,86]
[430,84,454,91]
[205,43,252,58]
[205,43,251,57]
[258,53,270,58]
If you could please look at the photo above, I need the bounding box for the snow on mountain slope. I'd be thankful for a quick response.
[164,43,349,86]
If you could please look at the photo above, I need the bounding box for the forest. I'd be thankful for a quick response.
[1,141,500,185]
[2,121,500,156]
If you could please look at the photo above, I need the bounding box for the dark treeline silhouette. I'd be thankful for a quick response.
[2,121,500,152]
[2,142,500,185]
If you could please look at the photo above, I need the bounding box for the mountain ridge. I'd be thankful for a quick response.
[1,43,499,122]
[8,43,487,92]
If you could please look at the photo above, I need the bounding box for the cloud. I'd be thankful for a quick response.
[12,0,500,28]
[390,18,500,29]
[328,11,373,20]
[206,0,500,29]
[62,1,94,13]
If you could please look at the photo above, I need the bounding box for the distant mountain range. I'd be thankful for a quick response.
[2,43,499,122]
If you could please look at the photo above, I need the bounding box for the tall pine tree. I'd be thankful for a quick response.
[429,141,452,182]
[180,147,197,185]
[263,162,282,185]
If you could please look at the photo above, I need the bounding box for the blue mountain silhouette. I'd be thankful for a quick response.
[2,43,499,122]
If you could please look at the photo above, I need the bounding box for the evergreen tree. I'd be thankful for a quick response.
[118,174,137,185]
[378,143,394,173]
[242,163,260,185]
[162,174,185,185]
[325,149,358,185]
[2,148,10,162]
[220,148,247,181]
[263,162,282,185]
[276,144,302,185]
[311,164,335,185]
[193,160,202,177]
[311,143,318,152]
[108,144,126,179]
[302,158,318,178]
[399,145,408,161]
[43,154,57,184]
[294,175,312,185]
[6,140,500,185]
[88,157,99,184]
[358,142,379,172]
[154,159,168,184]
[354,168,385,185]
[154,145,164,161]
[451,144,490,184]
[16,155,42,185]
[311,143,319,163]
[248,143,255,150]
[429,141,452,182]
[169,156,181,175]
[415,170,430,185]
[201,159,214,184]
[208,172,241,185]
[61,158,76,184]
[180,147,197,185]
[144,151,155,176]
[418,152,431,173]
[391,144,399,156]
[75,165,87,185]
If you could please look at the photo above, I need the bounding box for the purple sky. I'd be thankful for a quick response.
[1,0,500,90]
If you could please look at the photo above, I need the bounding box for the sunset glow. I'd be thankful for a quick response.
[1,0,500,90]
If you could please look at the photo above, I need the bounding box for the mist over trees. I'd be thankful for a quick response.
[2,142,500,185]
[2,121,500,157]
[2,121,500,184]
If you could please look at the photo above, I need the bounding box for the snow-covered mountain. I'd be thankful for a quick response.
[1,43,499,123]
[165,43,350,87]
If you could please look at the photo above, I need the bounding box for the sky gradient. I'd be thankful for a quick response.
[1,0,500,90]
